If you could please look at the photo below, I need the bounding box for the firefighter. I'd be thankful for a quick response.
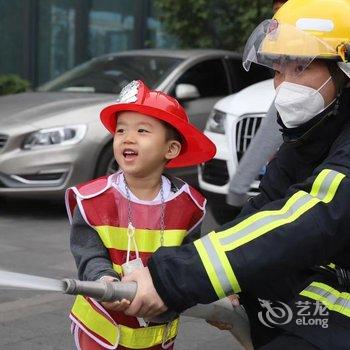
[122,1,350,349]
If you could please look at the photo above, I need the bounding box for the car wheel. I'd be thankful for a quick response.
[95,144,119,177]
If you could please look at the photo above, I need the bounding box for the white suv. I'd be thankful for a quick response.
[198,79,275,224]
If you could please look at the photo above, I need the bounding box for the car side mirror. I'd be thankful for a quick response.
[175,84,200,100]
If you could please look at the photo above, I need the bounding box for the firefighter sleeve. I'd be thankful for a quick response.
[148,164,350,312]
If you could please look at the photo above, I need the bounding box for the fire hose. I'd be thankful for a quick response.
[62,278,253,350]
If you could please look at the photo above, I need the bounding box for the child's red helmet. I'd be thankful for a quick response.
[100,80,216,168]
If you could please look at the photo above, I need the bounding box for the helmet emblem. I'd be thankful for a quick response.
[117,80,140,103]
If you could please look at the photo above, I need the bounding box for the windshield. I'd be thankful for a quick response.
[38,55,183,94]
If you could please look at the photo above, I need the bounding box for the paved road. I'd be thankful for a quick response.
[0,197,242,349]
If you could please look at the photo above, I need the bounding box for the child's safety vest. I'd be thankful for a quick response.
[66,173,205,350]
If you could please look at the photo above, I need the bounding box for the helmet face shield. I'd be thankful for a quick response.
[243,19,338,76]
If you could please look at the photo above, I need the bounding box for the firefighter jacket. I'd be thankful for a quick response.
[148,89,350,349]
[66,172,205,350]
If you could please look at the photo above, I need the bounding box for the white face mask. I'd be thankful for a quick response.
[275,76,332,128]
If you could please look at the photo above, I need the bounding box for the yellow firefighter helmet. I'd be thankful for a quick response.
[243,0,350,77]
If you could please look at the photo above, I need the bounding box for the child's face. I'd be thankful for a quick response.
[113,111,181,177]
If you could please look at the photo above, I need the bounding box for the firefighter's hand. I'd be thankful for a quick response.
[100,276,131,312]
[122,267,168,318]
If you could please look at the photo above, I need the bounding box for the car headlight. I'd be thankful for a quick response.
[22,124,87,150]
[206,109,226,134]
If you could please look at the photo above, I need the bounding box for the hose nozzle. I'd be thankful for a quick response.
[62,278,137,302]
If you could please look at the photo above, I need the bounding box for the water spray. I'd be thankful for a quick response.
[0,270,65,292]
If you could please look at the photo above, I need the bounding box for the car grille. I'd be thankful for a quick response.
[0,134,8,149]
[201,159,229,186]
[236,114,264,161]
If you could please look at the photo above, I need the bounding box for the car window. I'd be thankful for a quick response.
[38,56,184,94]
[173,59,230,98]
[227,57,272,92]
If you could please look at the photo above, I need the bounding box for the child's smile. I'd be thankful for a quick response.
[122,148,139,162]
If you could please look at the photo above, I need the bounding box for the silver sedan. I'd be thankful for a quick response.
[0,49,270,198]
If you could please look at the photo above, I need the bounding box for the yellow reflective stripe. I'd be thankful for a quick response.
[119,318,179,349]
[319,262,336,270]
[209,233,241,293]
[217,191,307,241]
[194,169,345,297]
[310,168,330,197]
[218,169,342,241]
[72,296,179,349]
[95,226,187,252]
[219,169,345,250]
[222,192,317,250]
[112,263,122,275]
[194,233,241,297]
[194,236,226,298]
[71,295,118,346]
[300,281,350,318]
[323,173,345,202]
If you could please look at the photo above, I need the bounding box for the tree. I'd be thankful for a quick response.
[0,74,30,95]
[154,0,271,51]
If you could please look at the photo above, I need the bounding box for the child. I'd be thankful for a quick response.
[65,80,216,350]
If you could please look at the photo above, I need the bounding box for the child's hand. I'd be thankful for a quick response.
[99,276,131,312]
[101,298,131,312]
[228,294,240,307]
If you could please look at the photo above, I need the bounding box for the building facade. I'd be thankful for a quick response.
[0,0,175,87]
